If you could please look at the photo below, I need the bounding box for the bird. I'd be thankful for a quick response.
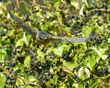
[6,5,98,45]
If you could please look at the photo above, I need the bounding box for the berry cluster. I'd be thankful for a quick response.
[0,23,9,36]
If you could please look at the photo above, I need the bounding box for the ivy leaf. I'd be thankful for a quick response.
[71,1,78,10]
[54,2,60,11]
[40,24,48,31]
[15,39,24,48]
[0,54,5,62]
[23,32,29,47]
[46,11,54,17]
[54,45,65,56]
[82,0,89,7]
[50,20,56,26]
[89,47,107,61]
[87,55,96,70]
[6,29,14,36]
[24,55,30,67]
[54,75,58,85]
[108,38,110,43]
[79,5,84,16]
[63,61,76,74]
[107,14,110,23]
[78,67,85,80]
[55,12,62,24]
[0,73,6,88]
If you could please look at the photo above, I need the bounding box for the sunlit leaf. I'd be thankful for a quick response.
[87,55,96,70]
[15,39,24,48]
[46,11,54,17]
[40,24,48,31]
[82,0,89,7]
[71,1,78,10]
[0,73,6,88]
[54,2,60,11]
[23,32,29,47]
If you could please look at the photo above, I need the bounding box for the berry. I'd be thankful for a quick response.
[98,23,102,26]
[72,68,76,72]
[59,6,63,9]
[9,71,12,74]
[41,48,47,53]
[24,15,30,22]
[73,74,77,78]
[0,62,3,66]
[97,69,102,74]
[14,71,17,76]
[24,67,27,69]
[6,75,10,79]
[103,68,108,74]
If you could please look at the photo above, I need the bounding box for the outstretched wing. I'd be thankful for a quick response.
[51,35,89,43]
[7,9,40,37]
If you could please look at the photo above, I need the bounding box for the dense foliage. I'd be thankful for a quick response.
[0,0,110,88]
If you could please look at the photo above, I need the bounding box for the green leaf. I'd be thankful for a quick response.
[15,39,24,48]
[64,44,71,52]
[78,67,85,80]
[0,54,6,62]
[83,26,93,37]
[63,61,76,74]
[71,1,78,10]
[54,2,60,11]
[0,47,7,61]
[79,5,84,16]
[102,55,108,60]
[0,73,6,88]
[107,14,110,23]
[46,11,54,17]
[91,80,101,88]
[78,83,85,88]
[23,32,29,47]
[108,38,110,43]
[87,55,96,70]
[50,20,56,26]
[63,26,71,33]
[89,47,107,61]
[7,29,14,36]
[82,0,89,7]
[54,45,64,56]
[54,75,58,85]
[97,26,103,34]
[29,76,36,82]
[55,12,62,24]
[57,16,62,24]
[24,55,30,67]
[40,24,48,31]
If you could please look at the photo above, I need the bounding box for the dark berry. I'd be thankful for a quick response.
[98,23,102,26]
[73,74,77,78]
[72,68,76,72]
[0,62,3,66]
[103,68,108,74]
[59,6,63,9]
[97,69,102,74]
[6,75,10,79]
[14,71,17,76]
[9,71,12,74]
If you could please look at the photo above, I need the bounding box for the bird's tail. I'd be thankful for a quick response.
[6,3,40,36]
[6,6,22,24]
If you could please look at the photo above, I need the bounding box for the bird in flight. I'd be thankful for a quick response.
[6,5,98,45]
